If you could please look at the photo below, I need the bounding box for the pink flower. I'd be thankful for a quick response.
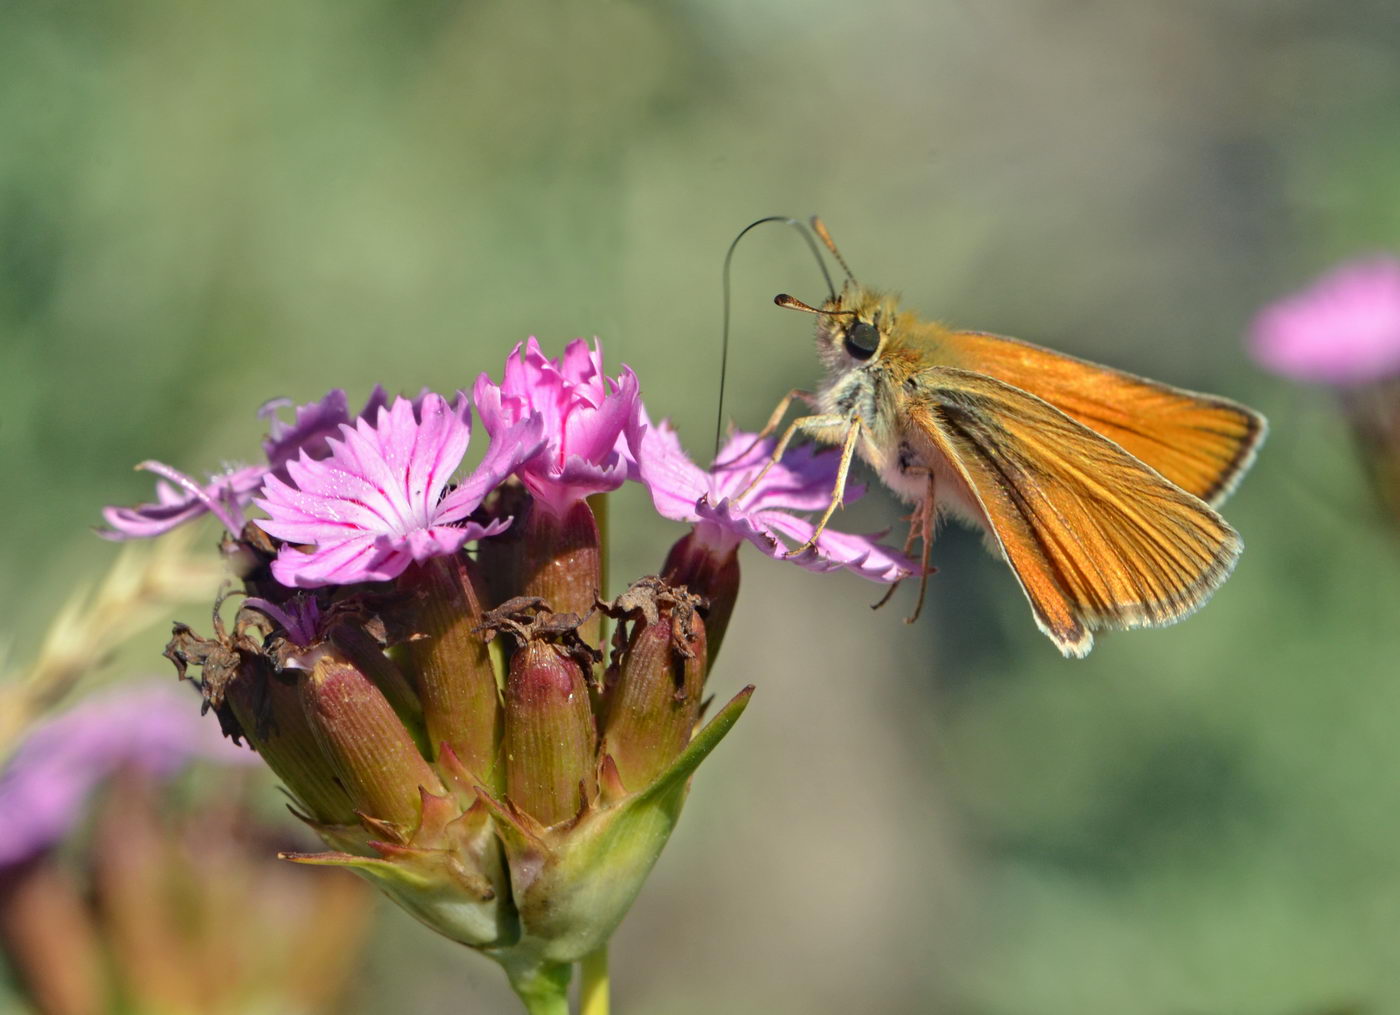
[259,386,390,472]
[628,418,915,584]
[0,684,250,869]
[473,338,641,515]
[99,388,390,540]
[255,393,544,588]
[1250,257,1400,385]
[99,463,265,541]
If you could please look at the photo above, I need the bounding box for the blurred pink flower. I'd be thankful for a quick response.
[473,338,641,515]
[0,684,250,869]
[628,417,916,584]
[255,392,544,587]
[1250,256,1400,385]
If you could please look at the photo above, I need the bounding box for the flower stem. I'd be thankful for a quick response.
[580,943,610,1015]
[501,955,572,1015]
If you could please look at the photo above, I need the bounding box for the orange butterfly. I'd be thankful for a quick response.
[744,219,1265,657]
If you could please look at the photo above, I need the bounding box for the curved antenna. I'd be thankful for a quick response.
[810,216,858,287]
[716,216,837,457]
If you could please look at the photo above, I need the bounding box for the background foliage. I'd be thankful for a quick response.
[4,1,1400,1011]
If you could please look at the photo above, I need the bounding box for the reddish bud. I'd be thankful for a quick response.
[602,607,706,792]
[661,531,740,667]
[220,656,359,827]
[503,641,596,826]
[400,557,502,781]
[300,647,443,829]
[520,499,603,647]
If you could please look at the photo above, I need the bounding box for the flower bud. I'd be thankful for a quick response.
[601,582,706,792]
[520,499,603,647]
[328,622,424,743]
[165,622,358,826]
[399,557,502,782]
[222,656,359,826]
[300,646,444,828]
[482,684,753,967]
[503,640,597,826]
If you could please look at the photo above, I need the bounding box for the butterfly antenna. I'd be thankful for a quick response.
[716,216,837,457]
[810,216,858,286]
[773,293,856,316]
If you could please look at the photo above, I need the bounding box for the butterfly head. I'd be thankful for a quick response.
[775,284,901,371]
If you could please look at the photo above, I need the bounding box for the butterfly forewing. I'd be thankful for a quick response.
[936,330,1265,506]
[907,368,1242,657]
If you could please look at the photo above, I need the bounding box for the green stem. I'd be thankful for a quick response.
[501,955,572,1015]
[580,942,610,1015]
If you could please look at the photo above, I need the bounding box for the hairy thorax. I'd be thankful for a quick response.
[813,330,990,531]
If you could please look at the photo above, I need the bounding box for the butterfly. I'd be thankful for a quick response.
[741,218,1266,657]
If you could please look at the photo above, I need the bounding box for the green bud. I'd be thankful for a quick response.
[482,686,752,966]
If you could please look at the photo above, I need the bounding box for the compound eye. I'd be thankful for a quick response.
[844,320,880,360]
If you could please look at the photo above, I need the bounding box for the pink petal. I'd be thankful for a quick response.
[1250,256,1400,385]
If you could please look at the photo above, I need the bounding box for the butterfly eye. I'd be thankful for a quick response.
[844,320,880,360]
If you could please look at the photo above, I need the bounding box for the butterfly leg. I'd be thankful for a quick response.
[714,389,815,469]
[871,470,938,612]
[788,417,863,553]
[904,472,938,624]
[735,410,855,502]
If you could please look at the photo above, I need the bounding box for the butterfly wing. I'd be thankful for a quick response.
[906,367,1242,657]
[937,330,1265,506]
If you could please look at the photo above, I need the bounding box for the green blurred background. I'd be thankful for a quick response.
[5,0,1400,1011]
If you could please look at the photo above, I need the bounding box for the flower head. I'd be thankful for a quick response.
[629,418,916,584]
[0,683,249,869]
[255,392,544,587]
[99,388,390,541]
[1250,256,1400,385]
[473,338,640,514]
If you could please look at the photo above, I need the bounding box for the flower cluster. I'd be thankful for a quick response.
[100,337,915,1009]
